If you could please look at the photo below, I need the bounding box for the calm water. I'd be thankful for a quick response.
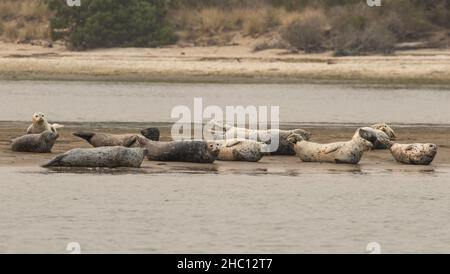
[1,80,450,253]
[0,80,449,125]
[1,167,450,254]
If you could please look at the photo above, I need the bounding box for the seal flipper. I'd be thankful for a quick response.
[123,136,138,147]
[73,132,95,142]
[42,154,66,167]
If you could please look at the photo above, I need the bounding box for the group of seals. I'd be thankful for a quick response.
[209,120,311,155]
[287,125,437,165]
[10,113,439,167]
[12,112,62,153]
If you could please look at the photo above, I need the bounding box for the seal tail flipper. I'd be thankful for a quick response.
[52,124,64,129]
[73,132,95,142]
[42,154,65,167]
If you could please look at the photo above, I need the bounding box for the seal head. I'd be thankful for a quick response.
[141,128,160,141]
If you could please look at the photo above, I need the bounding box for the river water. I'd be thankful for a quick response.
[0,81,449,253]
[0,80,449,125]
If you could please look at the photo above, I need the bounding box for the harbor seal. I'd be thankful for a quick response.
[73,132,154,148]
[42,146,148,168]
[27,112,64,134]
[370,123,397,149]
[216,139,267,162]
[287,128,379,164]
[137,138,220,163]
[390,143,437,165]
[11,131,59,153]
[208,121,311,155]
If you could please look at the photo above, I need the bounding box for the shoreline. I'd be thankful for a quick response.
[0,42,449,86]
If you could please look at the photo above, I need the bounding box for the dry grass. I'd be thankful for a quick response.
[168,5,305,45]
[0,0,50,42]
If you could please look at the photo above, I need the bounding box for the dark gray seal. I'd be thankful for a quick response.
[11,131,59,153]
[137,138,220,163]
[42,146,148,168]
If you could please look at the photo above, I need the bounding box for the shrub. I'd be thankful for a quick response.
[46,0,177,50]
[281,10,328,52]
[332,21,396,56]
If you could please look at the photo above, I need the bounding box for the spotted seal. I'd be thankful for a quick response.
[42,146,148,168]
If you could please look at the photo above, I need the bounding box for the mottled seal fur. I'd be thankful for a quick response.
[27,112,64,134]
[287,128,381,164]
[216,139,266,162]
[209,121,311,155]
[42,146,148,168]
[370,123,397,149]
[137,138,220,163]
[390,143,437,165]
[73,132,153,148]
[11,131,59,153]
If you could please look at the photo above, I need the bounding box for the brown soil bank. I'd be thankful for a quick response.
[0,42,449,85]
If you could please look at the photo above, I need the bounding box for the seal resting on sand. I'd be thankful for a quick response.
[370,123,397,149]
[390,143,437,165]
[27,112,64,134]
[137,138,220,163]
[208,120,311,155]
[216,139,267,162]
[73,131,156,148]
[287,128,386,164]
[11,131,59,153]
[42,146,148,168]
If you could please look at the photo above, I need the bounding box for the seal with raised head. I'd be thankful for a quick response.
[370,122,397,149]
[73,131,156,148]
[352,127,392,148]
[216,139,267,162]
[11,131,59,153]
[208,120,311,155]
[137,138,220,163]
[27,112,64,134]
[287,128,383,164]
[390,143,437,165]
[42,146,148,168]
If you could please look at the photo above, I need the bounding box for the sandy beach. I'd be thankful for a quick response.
[0,42,449,85]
